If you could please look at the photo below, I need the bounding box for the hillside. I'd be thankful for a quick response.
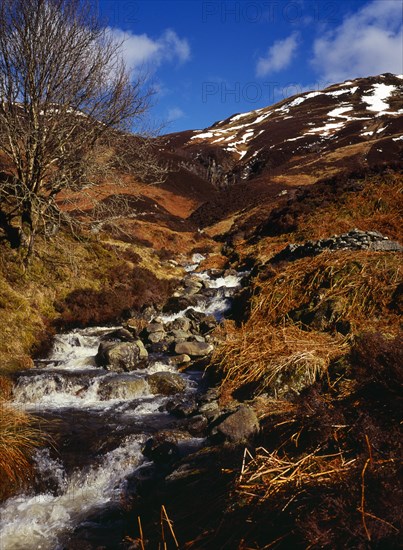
[159,73,403,227]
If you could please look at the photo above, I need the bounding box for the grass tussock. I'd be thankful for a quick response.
[0,399,45,500]
[213,321,346,399]
[254,250,401,333]
[213,250,400,399]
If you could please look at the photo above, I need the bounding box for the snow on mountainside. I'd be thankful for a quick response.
[161,74,403,197]
[188,74,402,159]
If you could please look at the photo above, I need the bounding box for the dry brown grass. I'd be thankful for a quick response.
[213,249,400,399]
[0,400,45,500]
[213,321,346,399]
[254,250,401,333]
[238,447,351,501]
[294,174,403,242]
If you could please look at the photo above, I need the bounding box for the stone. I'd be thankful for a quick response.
[183,279,204,295]
[200,315,217,334]
[148,331,166,344]
[146,322,165,333]
[166,395,198,417]
[142,434,181,465]
[96,340,148,372]
[191,334,206,343]
[171,329,192,341]
[185,308,208,323]
[370,240,403,252]
[147,372,187,396]
[162,295,199,314]
[100,328,135,342]
[169,354,191,366]
[214,405,259,443]
[165,317,191,333]
[174,341,213,357]
[271,229,402,263]
[98,376,148,400]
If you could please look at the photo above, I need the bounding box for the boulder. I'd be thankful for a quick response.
[185,308,209,323]
[191,334,206,343]
[142,434,181,466]
[184,279,204,295]
[174,341,213,357]
[200,315,217,334]
[169,354,191,366]
[147,372,187,396]
[170,329,193,342]
[166,395,198,417]
[148,331,166,344]
[100,328,135,342]
[98,376,149,400]
[165,317,191,333]
[146,322,165,333]
[96,340,148,372]
[214,405,259,443]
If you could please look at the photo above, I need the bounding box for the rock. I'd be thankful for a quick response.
[184,279,204,295]
[100,328,135,342]
[98,376,149,400]
[142,434,181,466]
[165,317,191,333]
[148,331,166,344]
[166,395,198,417]
[191,334,206,343]
[170,329,192,342]
[185,308,209,323]
[96,340,148,372]
[186,414,209,437]
[147,372,187,395]
[271,229,402,263]
[169,354,191,366]
[214,405,259,443]
[174,341,213,357]
[148,341,171,354]
[370,240,403,252]
[162,295,199,314]
[146,322,165,333]
[198,400,221,422]
[200,315,217,334]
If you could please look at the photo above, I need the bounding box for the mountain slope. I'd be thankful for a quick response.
[160,73,403,227]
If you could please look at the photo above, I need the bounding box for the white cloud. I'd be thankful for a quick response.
[109,28,190,72]
[312,0,403,83]
[167,107,185,121]
[256,33,299,77]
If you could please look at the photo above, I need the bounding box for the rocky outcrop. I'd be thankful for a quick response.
[272,229,402,263]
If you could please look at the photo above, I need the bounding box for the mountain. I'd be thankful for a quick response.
[158,73,403,227]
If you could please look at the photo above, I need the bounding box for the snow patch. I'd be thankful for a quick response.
[362,84,396,113]
[326,86,359,97]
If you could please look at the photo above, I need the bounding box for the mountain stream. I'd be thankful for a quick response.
[0,256,245,550]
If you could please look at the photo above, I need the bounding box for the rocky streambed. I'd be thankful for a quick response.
[0,256,255,550]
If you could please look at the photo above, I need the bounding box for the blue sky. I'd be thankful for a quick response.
[97,0,403,133]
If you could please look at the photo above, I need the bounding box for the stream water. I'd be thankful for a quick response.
[0,257,246,550]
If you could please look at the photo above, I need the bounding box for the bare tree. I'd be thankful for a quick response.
[0,0,156,261]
